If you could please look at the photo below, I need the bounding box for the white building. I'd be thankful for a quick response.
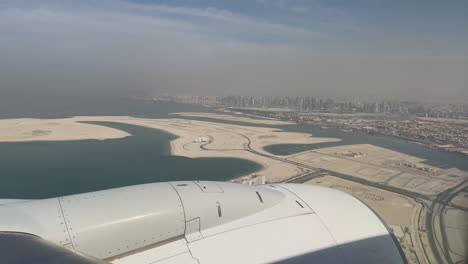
[239,174,265,185]
[193,136,210,143]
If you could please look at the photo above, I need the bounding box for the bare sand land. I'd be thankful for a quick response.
[1,114,466,193]
[170,112,294,125]
[306,176,419,226]
[288,144,468,196]
[415,117,468,124]
[300,112,390,117]
[0,116,337,182]
[442,208,468,263]
[0,118,130,142]
[305,176,424,264]
[451,189,468,208]
[109,117,338,182]
[222,107,296,113]
[3,113,465,264]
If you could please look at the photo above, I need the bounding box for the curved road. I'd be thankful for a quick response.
[229,130,467,264]
[196,126,467,264]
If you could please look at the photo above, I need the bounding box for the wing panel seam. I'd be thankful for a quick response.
[57,197,75,249]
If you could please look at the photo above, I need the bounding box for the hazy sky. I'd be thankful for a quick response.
[1,0,467,101]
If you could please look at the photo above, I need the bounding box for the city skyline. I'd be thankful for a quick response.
[159,94,468,117]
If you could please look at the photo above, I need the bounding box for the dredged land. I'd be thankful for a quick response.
[0,113,466,264]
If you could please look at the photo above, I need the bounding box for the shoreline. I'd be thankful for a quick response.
[0,118,131,142]
[215,106,468,157]
[2,113,466,264]
[0,116,339,183]
[1,114,466,188]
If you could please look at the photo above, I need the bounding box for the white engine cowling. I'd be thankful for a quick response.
[0,181,406,264]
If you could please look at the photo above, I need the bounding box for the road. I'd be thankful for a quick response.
[235,130,466,264]
[196,127,467,264]
[237,131,434,200]
[426,180,468,264]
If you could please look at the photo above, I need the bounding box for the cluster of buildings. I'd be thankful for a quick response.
[193,137,210,143]
[221,96,413,115]
[158,95,468,119]
[334,150,367,158]
[398,162,437,173]
[259,111,468,156]
[233,174,266,185]
[155,95,468,156]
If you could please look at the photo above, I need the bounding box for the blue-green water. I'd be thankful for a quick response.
[1,99,466,199]
[0,121,262,199]
[166,114,467,171]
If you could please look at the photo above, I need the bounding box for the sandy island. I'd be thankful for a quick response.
[0,115,339,182]
[170,112,294,125]
[1,115,465,188]
[2,113,466,264]
[1,115,466,188]
[0,118,130,142]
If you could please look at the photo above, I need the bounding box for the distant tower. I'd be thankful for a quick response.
[299,98,305,112]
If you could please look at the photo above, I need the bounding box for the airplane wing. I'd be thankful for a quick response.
[0,181,406,264]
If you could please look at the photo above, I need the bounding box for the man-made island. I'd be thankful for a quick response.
[0,114,466,264]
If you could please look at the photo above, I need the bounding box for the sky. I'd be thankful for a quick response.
[0,0,467,102]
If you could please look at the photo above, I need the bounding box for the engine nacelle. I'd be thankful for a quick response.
[0,181,405,264]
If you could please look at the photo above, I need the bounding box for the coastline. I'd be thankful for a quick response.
[2,113,466,263]
[217,106,468,157]
[0,118,131,142]
[0,115,339,183]
[1,114,466,188]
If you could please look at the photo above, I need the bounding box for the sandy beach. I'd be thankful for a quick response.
[2,113,466,264]
[288,143,467,196]
[0,115,338,182]
[0,118,130,142]
[170,112,294,125]
[1,114,466,189]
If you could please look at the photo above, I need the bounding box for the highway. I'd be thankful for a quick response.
[426,180,468,264]
[196,127,467,264]
[235,130,466,264]
[238,131,434,200]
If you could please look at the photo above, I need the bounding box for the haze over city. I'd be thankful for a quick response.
[1,0,467,102]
